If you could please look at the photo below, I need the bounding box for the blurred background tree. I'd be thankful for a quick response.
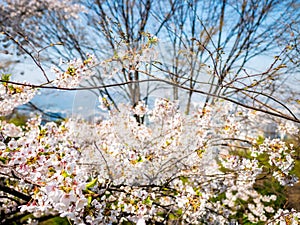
[1,0,299,120]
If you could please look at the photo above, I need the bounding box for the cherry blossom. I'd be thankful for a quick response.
[0,79,36,116]
[0,0,84,30]
[52,53,97,88]
[0,45,299,224]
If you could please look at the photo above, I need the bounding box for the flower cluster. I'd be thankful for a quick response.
[62,100,299,224]
[52,53,97,88]
[114,33,158,67]
[0,99,299,224]
[267,208,300,225]
[219,156,279,223]
[251,138,298,186]
[97,33,159,79]
[0,117,89,224]
[1,0,84,25]
[278,121,299,137]
[0,79,36,116]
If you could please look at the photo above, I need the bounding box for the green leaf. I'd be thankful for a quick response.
[137,155,143,162]
[39,216,70,225]
[0,156,7,163]
[1,73,11,82]
[87,195,92,206]
[61,170,69,178]
[175,208,183,216]
[179,176,189,184]
[168,213,176,220]
[143,196,152,205]
[256,135,265,145]
[86,178,98,189]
